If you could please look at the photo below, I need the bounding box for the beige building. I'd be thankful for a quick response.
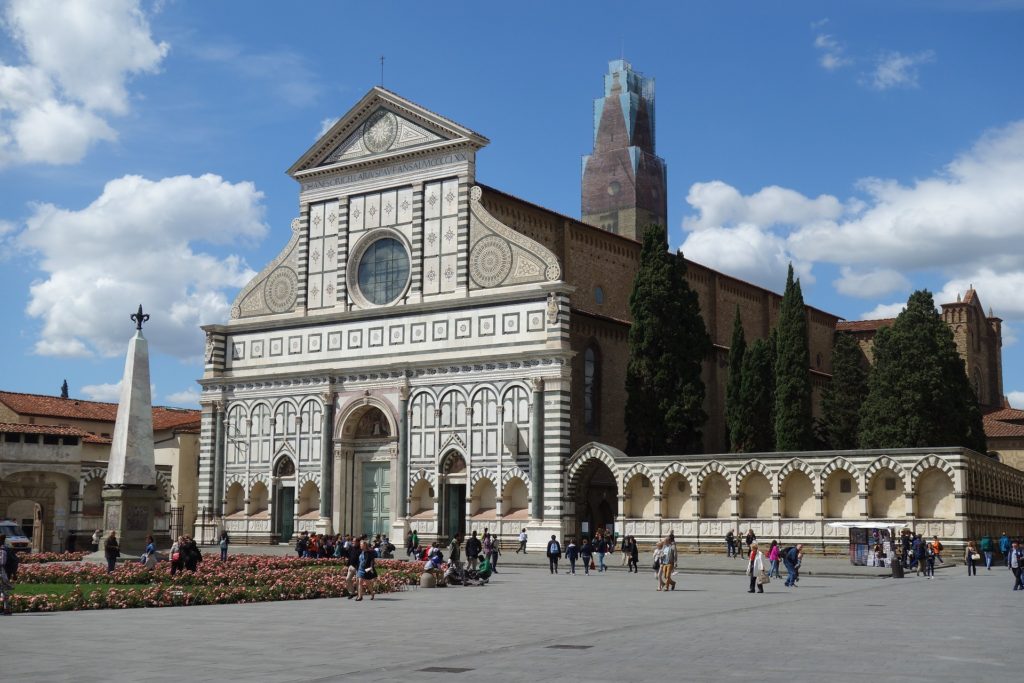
[0,390,199,550]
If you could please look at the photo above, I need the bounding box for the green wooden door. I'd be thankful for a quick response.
[361,463,391,536]
[277,487,295,541]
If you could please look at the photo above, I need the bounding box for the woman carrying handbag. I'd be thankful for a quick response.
[747,542,767,594]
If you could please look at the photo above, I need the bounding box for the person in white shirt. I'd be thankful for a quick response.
[516,529,528,554]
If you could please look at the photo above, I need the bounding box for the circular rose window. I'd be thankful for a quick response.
[355,236,410,305]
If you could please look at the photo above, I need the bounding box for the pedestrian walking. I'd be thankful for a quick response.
[489,535,501,573]
[596,534,609,572]
[725,529,736,557]
[924,543,936,578]
[219,530,230,561]
[465,531,481,571]
[980,534,994,570]
[744,529,756,555]
[625,536,639,573]
[104,531,120,573]
[1009,540,1024,590]
[91,528,102,553]
[999,532,1011,566]
[356,540,376,601]
[546,535,561,574]
[659,534,678,592]
[565,538,578,574]
[516,529,528,554]
[580,537,593,576]
[767,540,781,579]
[747,542,766,594]
[965,540,979,576]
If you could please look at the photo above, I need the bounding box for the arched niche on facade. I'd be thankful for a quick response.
[225,482,245,516]
[781,471,815,519]
[247,482,269,516]
[337,400,397,443]
[624,473,656,518]
[298,480,320,516]
[410,479,434,517]
[823,469,859,518]
[916,468,955,519]
[661,473,694,520]
[701,472,731,518]
[274,455,296,479]
[470,478,497,519]
[573,458,617,537]
[502,477,529,519]
[868,468,905,518]
[739,472,772,518]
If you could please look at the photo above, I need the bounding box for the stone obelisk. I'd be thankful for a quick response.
[101,305,160,556]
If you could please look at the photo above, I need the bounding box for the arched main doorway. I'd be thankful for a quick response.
[272,455,296,541]
[337,403,396,537]
[439,451,467,541]
[574,459,617,540]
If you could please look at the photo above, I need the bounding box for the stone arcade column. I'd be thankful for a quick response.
[529,378,544,520]
[101,305,161,556]
[317,389,335,535]
[390,384,411,544]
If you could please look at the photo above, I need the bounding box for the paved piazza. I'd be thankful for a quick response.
[6,557,1012,682]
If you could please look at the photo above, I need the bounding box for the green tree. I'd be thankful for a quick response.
[821,332,869,449]
[733,338,775,452]
[625,224,712,456]
[725,306,747,451]
[859,290,988,452]
[773,264,814,451]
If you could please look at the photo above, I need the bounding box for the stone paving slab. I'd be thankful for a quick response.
[2,556,1008,682]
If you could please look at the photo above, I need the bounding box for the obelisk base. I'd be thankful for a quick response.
[102,486,161,557]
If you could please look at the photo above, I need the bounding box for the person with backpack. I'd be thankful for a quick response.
[1,534,17,615]
[783,544,802,587]
[546,534,561,574]
[1000,531,1012,566]
[980,534,994,570]
[930,536,945,565]
[219,530,230,561]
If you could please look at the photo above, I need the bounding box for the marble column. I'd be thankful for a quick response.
[397,384,410,519]
[213,403,226,518]
[530,378,544,520]
[318,390,334,534]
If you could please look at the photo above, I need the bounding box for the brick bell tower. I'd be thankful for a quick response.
[582,59,667,240]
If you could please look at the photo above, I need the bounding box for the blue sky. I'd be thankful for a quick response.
[1,0,1022,409]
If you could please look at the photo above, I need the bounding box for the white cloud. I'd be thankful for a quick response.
[814,33,852,71]
[860,301,907,320]
[683,181,844,232]
[1007,391,1024,409]
[81,380,156,403]
[0,0,167,166]
[680,223,813,292]
[834,266,910,299]
[867,50,935,90]
[788,121,1024,273]
[319,117,339,139]
[18,173,267,359]
[165,389,200,407]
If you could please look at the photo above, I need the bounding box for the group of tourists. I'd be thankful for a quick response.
[168,535,203,574]
[436,529,502,572]
[725,529,758,558]
[543,529,627,576]
[294,531,395,560]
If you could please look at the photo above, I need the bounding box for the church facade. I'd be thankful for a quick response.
[195,61,1021,551]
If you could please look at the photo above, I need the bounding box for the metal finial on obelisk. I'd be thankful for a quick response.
[131,304,150,331]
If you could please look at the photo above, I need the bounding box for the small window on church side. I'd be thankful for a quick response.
[840,478,852,493]
[594,286,604,305]
[584,344,600,434]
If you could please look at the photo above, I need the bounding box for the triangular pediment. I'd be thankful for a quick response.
[289,87,489,177]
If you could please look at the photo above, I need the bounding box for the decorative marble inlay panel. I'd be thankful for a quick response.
[327,332,342,350]
[308,334,322,352]
[232,342,245,360]
[288,336,302,354]
[269,338,283,356]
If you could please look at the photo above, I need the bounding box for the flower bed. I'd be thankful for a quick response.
[18,551,89,564]
[10,555,426,613]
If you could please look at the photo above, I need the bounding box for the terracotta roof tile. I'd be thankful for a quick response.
[0,390,199,432]
[836,318,896,333]
[0,422,87,437]
[984,407,1024,423]
[984,416,1024,438]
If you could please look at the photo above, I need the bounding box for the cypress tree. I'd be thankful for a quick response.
[625,224,712,456]
[773,264,814,451]
[821,332,869,449]
[725,306,747,451]
[733,338,774,452]
[859,290,988,451]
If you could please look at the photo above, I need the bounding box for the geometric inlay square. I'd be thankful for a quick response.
[288,336,302,354]
[527,311,544,332]
[348,329,363,349]
[478,315,495,336]
[410,323,426,343]
[455,317,472,339]
[502,312,520,335]
[307,334,322,352]
[269,337,283,356]
[368,327,384,347]
[327,332,342,351]
[432,320,448,341]
[389,325,405,345]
